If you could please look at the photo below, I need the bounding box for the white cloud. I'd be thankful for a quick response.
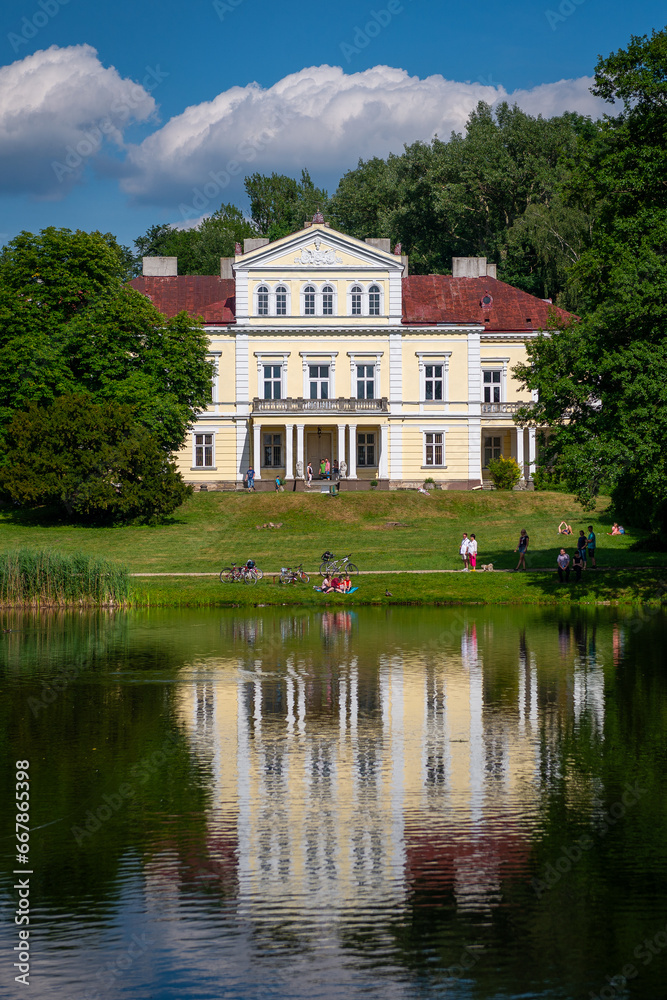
[0,44,159,199]
[120,64,606,216]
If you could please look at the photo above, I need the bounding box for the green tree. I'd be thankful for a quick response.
[0,227,214,456]
[0,395,191,524]
[244,168,329,239]
[133,203,258,275]
[515,27,667,534]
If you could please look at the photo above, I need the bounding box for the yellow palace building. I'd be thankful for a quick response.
[131,214,573,490]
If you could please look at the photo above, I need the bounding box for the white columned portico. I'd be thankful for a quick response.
[379,424,389,479]
[348,423,358,479]
[285,423,294,479]
[527,427,536,481]
[337,423,346,473]
[253,422,262,479]
[516,426,525,480]
[296,423,305,477]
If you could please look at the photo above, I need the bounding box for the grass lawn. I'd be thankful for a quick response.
[1,490,665,606]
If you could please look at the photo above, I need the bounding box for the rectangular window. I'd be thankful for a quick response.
[356,364,375,399]
[263,364,282,400]
[358,432,375,467]
[425,432,444,466]
[484,435,502,467]
[483,370,502,403]
[425,364,443,401]
[195,433,214,468]
[309,364,329,399]
[263,433,282,467]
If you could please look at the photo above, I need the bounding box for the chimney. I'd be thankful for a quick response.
[142,256,177,276]
[220,257,234,279]
[243,238,270,253]
[365,238,391,253]
[452,257,497,278]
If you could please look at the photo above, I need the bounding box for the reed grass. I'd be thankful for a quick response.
[0,548,130,606]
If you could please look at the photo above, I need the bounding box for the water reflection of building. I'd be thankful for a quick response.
[173,616,607,918]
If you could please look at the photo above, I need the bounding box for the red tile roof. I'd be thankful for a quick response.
[402,275,574,330]
[130,276,236,324]
[129,274,574,331]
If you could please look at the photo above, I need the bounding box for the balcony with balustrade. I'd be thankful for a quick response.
[481,401,535,417]
[252,397,389,414]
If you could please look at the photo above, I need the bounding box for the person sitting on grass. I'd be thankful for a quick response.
[558,521,573,535]
[608,523,625,535]
[321,573,335,593]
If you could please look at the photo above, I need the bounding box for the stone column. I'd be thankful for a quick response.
[348,423,358,479]
[253,422,262,479]
[296,423,305,478]
[378,424,389,479]
[527,427,536,481]
[516,426,525,480]
[285,423,294,479]
[337,423,347,474]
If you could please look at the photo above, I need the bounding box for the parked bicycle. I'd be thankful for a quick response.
[219,560,261,585]
[319,551,359,577]
[279,563,310,585]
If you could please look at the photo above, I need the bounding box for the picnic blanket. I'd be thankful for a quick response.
[313,586,359,595]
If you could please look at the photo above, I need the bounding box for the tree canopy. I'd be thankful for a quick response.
[132,203,258,276]
[516,26,667,535]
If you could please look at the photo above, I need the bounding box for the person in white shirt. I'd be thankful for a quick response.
[468,534,478,571]
[459,533,470,571]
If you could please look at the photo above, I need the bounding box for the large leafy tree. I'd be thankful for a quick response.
[245,168,329,240]
[0,227,214,456]
[0,395,191,525]
[515,26,667,534]
[133,203,258,276]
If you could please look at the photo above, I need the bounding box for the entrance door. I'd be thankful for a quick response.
[307,431,332,478]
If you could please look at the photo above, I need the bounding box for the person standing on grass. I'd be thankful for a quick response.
[514,528,529,570]
[587,525,597,568]
[572,548,583,582]
[459,532,470,571]
[557,549,570,583]
[468,534,478,571]
[577,530,587,569]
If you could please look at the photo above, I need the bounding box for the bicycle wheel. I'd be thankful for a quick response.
[299,570,310,584]
[220,568,234,583]
[319,561,331,576]
[279,572,292,585]
[254,568,264,581]
[244,569,257,585]
[345,563,359,576]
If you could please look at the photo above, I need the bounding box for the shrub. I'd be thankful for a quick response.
[487,455,522,490]
[532,465,568,492]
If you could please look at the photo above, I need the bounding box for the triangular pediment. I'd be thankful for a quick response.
[235,224,404,272]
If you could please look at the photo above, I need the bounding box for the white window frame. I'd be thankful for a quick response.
[416,352,452,412]
[357,431,377,467]
[253,281,292,317]
[483,434,502,468]
[300,351,338,398]
[481,357,509,405]
[347,352,383,402]
[421,426,448,469]
[254,352,290,400]
[346,281,385,317]
[299,281,338,317]
[192,430,216,470]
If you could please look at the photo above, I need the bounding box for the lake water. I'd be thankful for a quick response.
[1,605,666,1000]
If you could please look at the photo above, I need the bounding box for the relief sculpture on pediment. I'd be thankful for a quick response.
[294,238,343,266]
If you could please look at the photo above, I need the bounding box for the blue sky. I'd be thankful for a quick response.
[1,0,665,251]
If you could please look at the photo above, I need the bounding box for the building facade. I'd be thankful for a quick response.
[131,218,572,490]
